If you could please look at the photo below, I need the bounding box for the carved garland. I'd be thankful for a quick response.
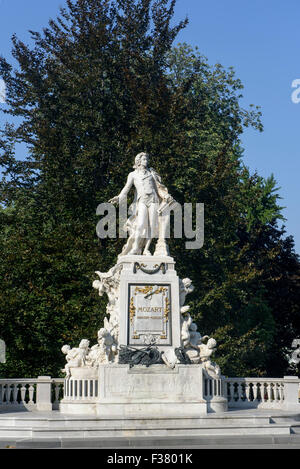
[133,263,166,275]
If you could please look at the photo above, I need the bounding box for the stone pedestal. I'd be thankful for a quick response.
[60,254,227,417]
[59,364,228,416]
[118,255,181,351]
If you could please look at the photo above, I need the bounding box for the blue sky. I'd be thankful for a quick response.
[0,0,299,253]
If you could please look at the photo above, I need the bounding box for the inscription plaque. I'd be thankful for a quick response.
[128,284,171,346]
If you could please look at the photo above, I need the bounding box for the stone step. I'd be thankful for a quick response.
[1,410,300,439]
[9,434,300,449]
[270,415,300,423]
[0,422,294,439]
[0,416,275,428]
[1,411,299,428]
[290,424,300,434]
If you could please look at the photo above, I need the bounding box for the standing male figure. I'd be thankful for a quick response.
[109,152,174,256]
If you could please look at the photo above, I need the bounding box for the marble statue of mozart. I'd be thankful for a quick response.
[109,152,175,257]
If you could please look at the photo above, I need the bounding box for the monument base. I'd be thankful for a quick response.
[60,364,228,416]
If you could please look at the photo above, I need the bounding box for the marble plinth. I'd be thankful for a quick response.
[118,255,181,351]
[60,364,227,416]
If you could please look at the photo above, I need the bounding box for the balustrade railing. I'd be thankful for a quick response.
[0,378,64,410]
[0,375,299,413]
[223,377,296,409]
[64,378,98,401]
[203,373,224,400]
[52,379,65,409]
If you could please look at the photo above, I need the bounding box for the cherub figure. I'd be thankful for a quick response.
[61,339,90,377]
[179,278,194,308]
[189,322,204,348]
[87,328,117,366]
[181,308,206,352]
[181,311,193,348]
[199,338,221,377]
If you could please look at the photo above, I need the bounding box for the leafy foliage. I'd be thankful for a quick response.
[0,0,299,378]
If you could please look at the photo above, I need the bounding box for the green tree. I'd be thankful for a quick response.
[0,1,299,378]
[0,0,188,377]
[165,44,299,376]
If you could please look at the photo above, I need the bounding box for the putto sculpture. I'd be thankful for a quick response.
[62,329,118,377]
[88,328,118,365]
[61,339,90,377]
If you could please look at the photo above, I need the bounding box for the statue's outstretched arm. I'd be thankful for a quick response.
[109,173,134,204]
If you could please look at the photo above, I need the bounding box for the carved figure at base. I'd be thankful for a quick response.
[199,338,221,377]
[181,309,220,375]
[181,308,206,353]
[181,311,193,348]
[179,278,194,309]
[93,264,122,343]
[61,339,90,377]
[87,328,118,366]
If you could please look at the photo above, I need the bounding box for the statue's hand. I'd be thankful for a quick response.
[109,196,119,205]
[164,194,175,204]
[201,335,210,343]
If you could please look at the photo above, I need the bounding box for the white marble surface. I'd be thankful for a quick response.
[98,364,205,402]
[108,152,175,258]
[118,256,181,350]
[1,409,300,439]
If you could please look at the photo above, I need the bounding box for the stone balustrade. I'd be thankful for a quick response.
[64,378,98,401]
[203,372,224,400]
[202,371,228,413]
[224,376,300,410]
[0,375,299,413]
[0,377,64,411]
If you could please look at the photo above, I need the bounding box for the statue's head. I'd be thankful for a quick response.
[133,152,149,169]
[98,328,108,339]
[207,338,217,349]
[182,278,193,289]
[79,339,90,349]
[61,345,70,355]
